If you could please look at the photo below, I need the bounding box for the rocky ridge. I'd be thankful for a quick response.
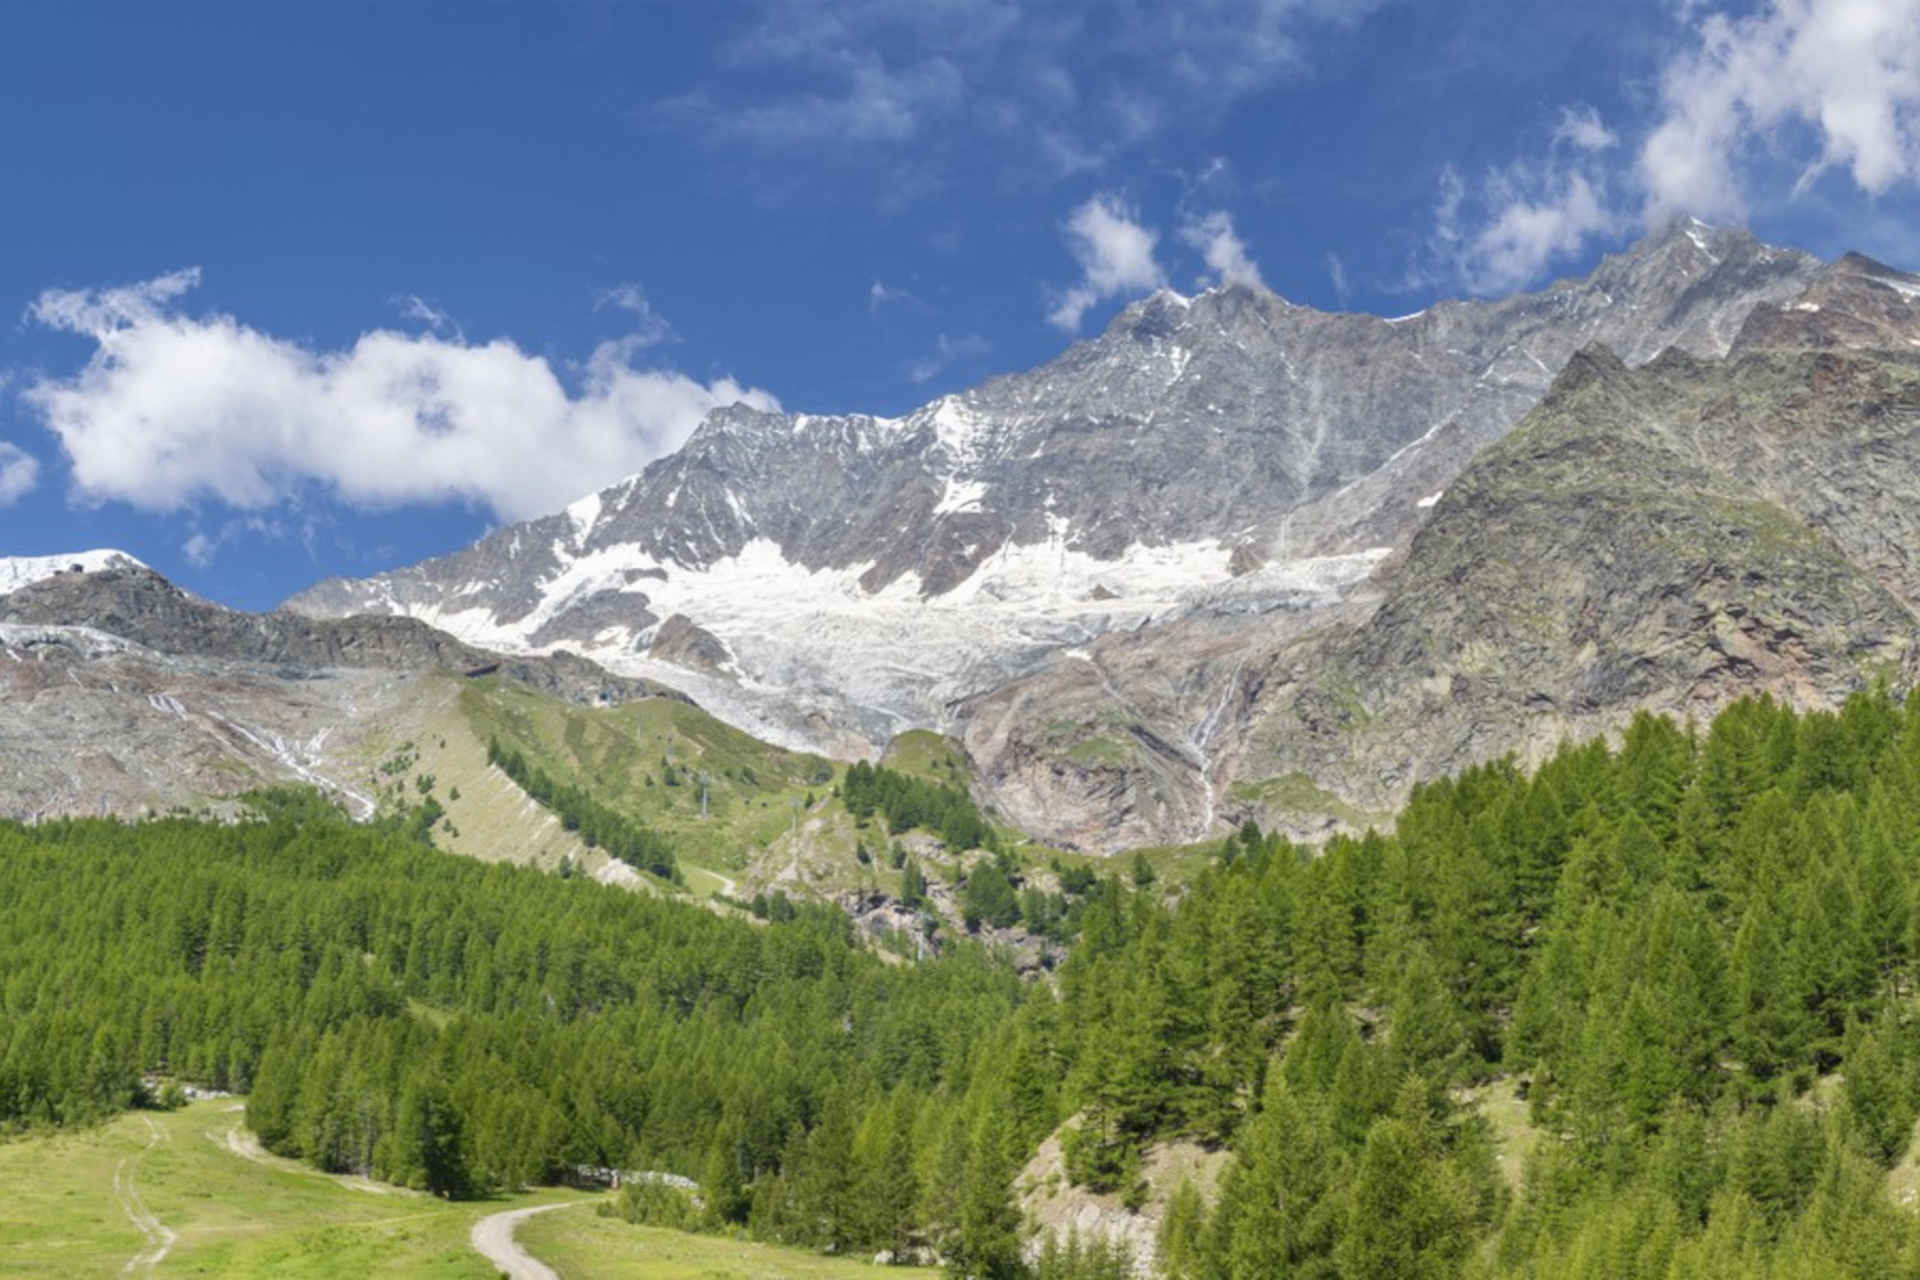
[1021,252,1920,847]
[18,227,1911,854]
[0,560,682,821]
[285,221,1820,770]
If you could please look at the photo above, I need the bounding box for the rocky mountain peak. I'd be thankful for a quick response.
[285,224,1833,773]
[1731,249,1920,354]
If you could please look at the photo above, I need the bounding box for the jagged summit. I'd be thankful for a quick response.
[285,225,1832,811]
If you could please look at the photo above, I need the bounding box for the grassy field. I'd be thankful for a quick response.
[0,1101,937,1278]
[0,1100,578,1277]
[517,1209,939,1279]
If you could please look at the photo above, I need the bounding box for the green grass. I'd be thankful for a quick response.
[516,1209,940,1278]
[0,1100,942,1277]
[1227,771,1386,831]
[0,1100,576,1277]
[877,729,974,784]
[1459,1079,1544,1191]
[457,681,836,872]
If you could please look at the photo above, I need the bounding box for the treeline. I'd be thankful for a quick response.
[488,736,678,881]
[1048,693,1920,1276]
[14,692,1920,1276]
[0,807,1027,1232]
[843,760,996,852]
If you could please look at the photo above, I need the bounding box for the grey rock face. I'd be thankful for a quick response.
[0,560,690,823]
[1236,345,1920,828]
[297,221,1815,606]
[278,222,1890,851]
[2,566,683,708]
[284,223,1819,759]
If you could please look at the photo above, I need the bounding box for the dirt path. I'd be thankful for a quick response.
[115,1116,177,1276]
[470,1202,585,1280]
[206,1115,398,1195]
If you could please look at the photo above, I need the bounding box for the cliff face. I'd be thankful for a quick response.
[958,252,1920,849]
[1229,341,1920,833]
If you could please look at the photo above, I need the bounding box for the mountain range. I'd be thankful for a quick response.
[9,219,1920,854]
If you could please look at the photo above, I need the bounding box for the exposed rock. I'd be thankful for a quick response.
[1232,336,1920,834]
[1018,1122,1231,1278]
[647,614,733,674]
[2,565,684,709]
[284,222,1819,770]
[0,561,686,822]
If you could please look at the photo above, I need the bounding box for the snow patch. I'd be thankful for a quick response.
[1684,224,1719,263]
[1870,273,1920,300]
[1416,490,1444,508]
[565,492,602,542]
[0,549,146,595]
[935,476,989,516]
[926,396,994,465]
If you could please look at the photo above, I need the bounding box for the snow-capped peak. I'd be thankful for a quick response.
[0,549,148,596]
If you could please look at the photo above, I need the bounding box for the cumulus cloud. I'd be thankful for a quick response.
[1047,193,1168,332]
[0,442,38,506]
[181,514,289,568]
[1436,160,1621,295]
[1641,0,1920,222]
[181,531,216,568]
[1180,210,1267,290]
[1427,1,1920,293]
[21,269,779,523]
[1555,105,1620,153]
[1420,102,1626,295]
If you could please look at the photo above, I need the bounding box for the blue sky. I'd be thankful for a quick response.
[4,0,1918,610]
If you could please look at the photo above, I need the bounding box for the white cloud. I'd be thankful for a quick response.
[1641,0,1920,222]
[592,283,675,347]
[181,514,288,568]
[0,442,38,506]
[869,280,928,314]
[1555,105,1620,153]
[1179,210,1267,291]
[181,532,216,568]
[1440,164,1620,295]
[1424,103,1627,295]
[1325,251,1350,305]
[22,269,779,523]
[1420,0,1920,295]
[906,332,992,383]
[668,0,1382,196]
[393,294,458,336]
[1047,193,1168,332]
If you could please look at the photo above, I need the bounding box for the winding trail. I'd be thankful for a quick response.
[470,1202,585,1280]
[115,1116,177,1276]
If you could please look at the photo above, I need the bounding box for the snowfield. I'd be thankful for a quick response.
[0,550,147,596]
[342,514,1389,755]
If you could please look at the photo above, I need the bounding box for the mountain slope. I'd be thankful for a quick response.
[1230,294,1920,831]
[951,250,1920,847]
[286,221,1819,759]
[0,558,684,822]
